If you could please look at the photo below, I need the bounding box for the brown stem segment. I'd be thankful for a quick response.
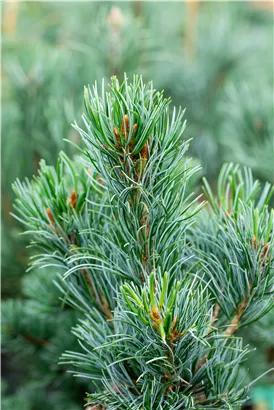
[100,294,113,321]
[195,300,247,373]
[195,304,220,373]
[81,268,113,321]
[82,269,98,301]
[223,300,247,337]
[195,354,208,374]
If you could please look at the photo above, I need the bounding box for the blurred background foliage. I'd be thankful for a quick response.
[1,1,273,409]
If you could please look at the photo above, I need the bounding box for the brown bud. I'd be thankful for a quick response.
[168,327,186,342]
[121,114,130,138]
[68,190,77,208]
[114,127,120,139]
[133,123,138,133]
[260,243,270,264]
[46,208,55,223]
[170,316,178,331]
[114,127,121,147]
[72,190,77,208]
[172,329,179,339]
[151,307,161,323]
[262,243,269,256]
[140,143,149,160]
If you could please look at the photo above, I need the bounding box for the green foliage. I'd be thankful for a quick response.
[67,276,248,409]
[7,76,274,409]
[190,164,274,327]
[2,269,88,410]
[2,2,273,409]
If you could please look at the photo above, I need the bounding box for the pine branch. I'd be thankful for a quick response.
[10,76,273,409]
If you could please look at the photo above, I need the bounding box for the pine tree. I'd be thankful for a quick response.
[9,76,273,409]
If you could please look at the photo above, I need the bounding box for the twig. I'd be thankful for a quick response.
[195,300,247,373]
[223,300,247,337]
[81,266,113,320]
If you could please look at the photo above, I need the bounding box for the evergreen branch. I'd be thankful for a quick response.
[10,75,274,409]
